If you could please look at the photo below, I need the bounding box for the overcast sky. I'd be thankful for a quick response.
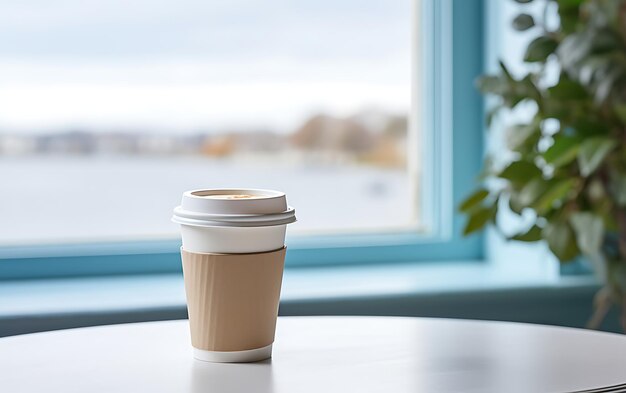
[0,0,412,133]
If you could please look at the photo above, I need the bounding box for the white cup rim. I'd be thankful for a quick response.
[172,206,296,228]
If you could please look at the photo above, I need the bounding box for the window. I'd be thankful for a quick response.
[0,0,418,243]
[0,0,485,277]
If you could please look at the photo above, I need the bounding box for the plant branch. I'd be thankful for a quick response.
[617,208,626,260]
[587,286,612,330]
[622,295,626,333]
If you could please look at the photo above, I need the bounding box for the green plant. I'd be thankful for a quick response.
[461,0,626,330]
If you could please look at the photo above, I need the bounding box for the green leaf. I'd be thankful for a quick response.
[516,178,575,214]
[578,56,611,86]
[541,99,569,121]
[476,75,506,95]
[463,206,496,236]
[543,136,581,167]
[592,30,622,54]
[614,103,626,124]
[511,225,543,242]
[558,0,584,9]
[483,71,540,109]
[543,221,580,262]
[459,189,489,213]
[519,74,542,102]
[533,179,576,214]
[609,170,626,206]
[557,33,592,67]
[498,161,542,184]
[524,36,558,63]
[518,178,548,207]
[571,118,610,136]
[557,3,579,34]
[577,137,617,176]
[594,65,622,104]
[512,14,535,31]
[547,75,588,100]
[508,193,525,215]
[570,212,604,256]
[587,178,606,203]
[506,123,540,150]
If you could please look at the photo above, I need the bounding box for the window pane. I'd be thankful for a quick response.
[0,0,417,243]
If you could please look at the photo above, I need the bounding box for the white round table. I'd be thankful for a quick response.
[1,317,626,393]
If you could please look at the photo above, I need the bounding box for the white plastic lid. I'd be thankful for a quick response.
[172,188,296,228]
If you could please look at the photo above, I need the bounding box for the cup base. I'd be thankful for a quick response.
[193,344,272,363]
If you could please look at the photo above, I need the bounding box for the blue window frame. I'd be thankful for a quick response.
[0,0,485,280]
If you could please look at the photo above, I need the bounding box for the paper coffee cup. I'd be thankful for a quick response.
[172,189,296,363]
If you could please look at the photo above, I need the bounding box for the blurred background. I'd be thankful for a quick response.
[2,0,623,336]
[0,0,413,242]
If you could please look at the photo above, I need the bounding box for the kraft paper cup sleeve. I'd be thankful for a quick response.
[181,247,286,352]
